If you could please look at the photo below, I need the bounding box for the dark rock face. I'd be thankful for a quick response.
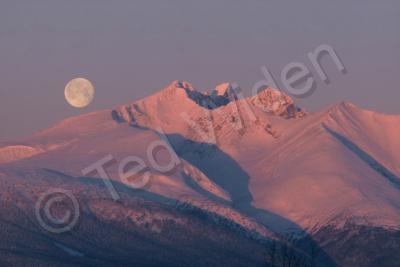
[111,104,141,125]
[111,110,125,123]
[182,82,239,110]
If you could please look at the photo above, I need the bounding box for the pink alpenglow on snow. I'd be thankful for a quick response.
[1,81,399,267]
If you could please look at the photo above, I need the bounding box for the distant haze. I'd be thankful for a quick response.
[0,0,399,141]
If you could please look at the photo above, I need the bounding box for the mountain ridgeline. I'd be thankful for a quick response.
[0,81,399,266]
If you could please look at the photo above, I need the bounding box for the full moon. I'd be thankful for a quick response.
[64,78,95,108]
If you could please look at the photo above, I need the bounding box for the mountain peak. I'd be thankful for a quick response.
[170,80,195,91]
[250,87,306,118]
[159,80,195,98]
[111,82,308,126]
[158,80,238,110]
[212,83,235,97]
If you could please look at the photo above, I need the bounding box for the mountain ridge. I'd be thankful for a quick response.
[0,80,399,266]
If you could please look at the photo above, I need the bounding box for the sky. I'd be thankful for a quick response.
[0,0,399,141]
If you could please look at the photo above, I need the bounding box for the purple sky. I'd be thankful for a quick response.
[0,0,399,141]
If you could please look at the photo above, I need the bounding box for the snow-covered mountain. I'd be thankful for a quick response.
[1,80,399,266]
